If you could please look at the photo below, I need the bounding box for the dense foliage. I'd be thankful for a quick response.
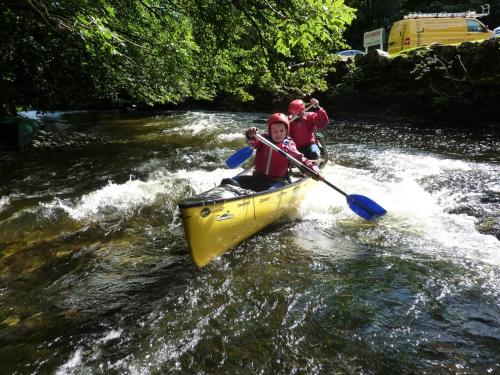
[0,0,354,115]
[2,0,499,122]
[326,39,500,124]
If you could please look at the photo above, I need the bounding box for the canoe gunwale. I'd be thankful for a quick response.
[178,174,310,209]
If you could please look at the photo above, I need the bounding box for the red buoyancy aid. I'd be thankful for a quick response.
[248,135,320,179]
[289,108,329,148]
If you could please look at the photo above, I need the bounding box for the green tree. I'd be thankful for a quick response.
[0,0,355,115]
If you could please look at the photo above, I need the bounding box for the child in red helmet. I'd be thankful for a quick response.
[288,98,329,160]
[223,113,321,192]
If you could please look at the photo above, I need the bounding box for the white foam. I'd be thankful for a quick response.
[51,178,169,221]
[184,116,218,135]
[163,112,220,136]
[217,133,244,142]
[97,328,123,343]
[0,196,9,212]
[47,168,241,222]
[384,151,472,179]
[55,347,83,375]
[383,174,500,264]
[18,110,75,120]
[300,164,388,222]
[17,110,40,119]
[300,151,500,265]
[154,168,243,195]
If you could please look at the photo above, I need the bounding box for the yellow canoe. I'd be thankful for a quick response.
[178,137,327,268]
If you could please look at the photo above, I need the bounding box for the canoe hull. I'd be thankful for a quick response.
[179,177,317,267]
[179,133,328,267]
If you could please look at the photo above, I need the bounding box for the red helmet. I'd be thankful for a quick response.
[267,113,290,135]
[288,99,305,116]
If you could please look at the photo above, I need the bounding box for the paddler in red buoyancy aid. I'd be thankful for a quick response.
[222,113,322,192]
[288,98,329,160]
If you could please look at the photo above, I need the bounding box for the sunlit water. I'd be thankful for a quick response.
[0,111,498,374]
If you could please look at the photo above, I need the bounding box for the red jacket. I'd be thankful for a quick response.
[289,108,329,148]
[248,135,319,179]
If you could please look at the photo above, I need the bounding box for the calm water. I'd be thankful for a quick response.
[0,110,499,374]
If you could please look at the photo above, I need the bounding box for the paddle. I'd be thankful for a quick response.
[254,133,387,221]
[225,103,314,168]
[225,146,254,169]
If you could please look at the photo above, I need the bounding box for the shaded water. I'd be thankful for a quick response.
[0,111,499,374]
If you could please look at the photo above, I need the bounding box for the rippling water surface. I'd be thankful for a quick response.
[0,111,498,374]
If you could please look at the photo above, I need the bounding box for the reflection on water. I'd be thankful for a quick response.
[0,110,499,374]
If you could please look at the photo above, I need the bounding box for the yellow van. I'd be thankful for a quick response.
[388,5,493,53]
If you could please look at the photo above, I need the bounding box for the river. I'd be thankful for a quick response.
[0,110,499,374]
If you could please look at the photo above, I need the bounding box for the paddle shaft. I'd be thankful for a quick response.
[290,103,314,123]
[315,175,348,197]
[254,134,348,196]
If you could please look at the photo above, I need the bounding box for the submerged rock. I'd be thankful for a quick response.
[477,217,500,240]
[24,128,102,152]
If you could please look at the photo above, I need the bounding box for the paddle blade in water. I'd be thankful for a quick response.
[346,194,387,220]
[225,146,253,168]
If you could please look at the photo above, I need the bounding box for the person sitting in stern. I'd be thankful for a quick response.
[288,98,329,160]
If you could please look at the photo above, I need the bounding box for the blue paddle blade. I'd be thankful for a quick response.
[346,194,387,220]
[225,146,254,168]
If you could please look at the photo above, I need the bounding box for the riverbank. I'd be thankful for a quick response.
[165,39,500,127]
[324,38,500,126]
[3,39,498,129]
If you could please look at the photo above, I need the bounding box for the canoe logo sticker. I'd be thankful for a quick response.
[200,208,211,217]
[216,211,234,221]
